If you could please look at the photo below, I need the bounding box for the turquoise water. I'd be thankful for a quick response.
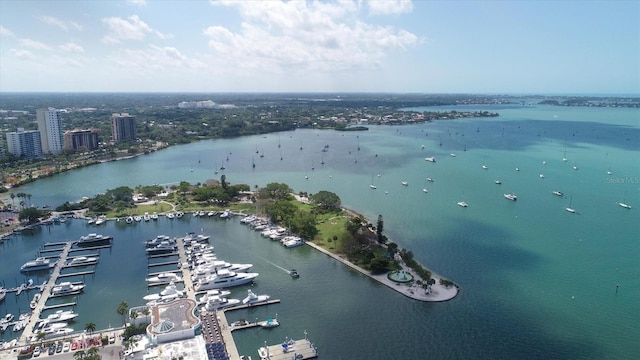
[1,104,639,359]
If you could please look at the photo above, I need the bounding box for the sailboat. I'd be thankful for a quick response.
[562,147,568,162]
[566,196,576,213]
[370,176,377,189]
[252,156,255,169]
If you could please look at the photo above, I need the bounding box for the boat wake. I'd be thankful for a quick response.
[259,257,291,274]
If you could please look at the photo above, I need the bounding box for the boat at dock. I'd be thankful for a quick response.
[20,257,56,272]
[142,282,185,305]
[146,241,177,254]
[194,269,259,291]
[65,256,98,267]
[39,310,79,324]
[203,295,241,311]
[242,289,270,305]
[259,316,279,328]
[0,287,6,302]
[51,281,85,296]
[30,293,41,309]
[146,272,183,285]
[76,233,112,246]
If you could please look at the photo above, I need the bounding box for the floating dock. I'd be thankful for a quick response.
[258,335,318,360]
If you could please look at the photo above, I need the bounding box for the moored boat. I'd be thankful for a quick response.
[20,257,56,272]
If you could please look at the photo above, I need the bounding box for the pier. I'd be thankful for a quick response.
[148,252,178,259]
[42,302,76,310]
[223,299,281,311]
[258,336,318,360]
[18,242,73,343]
[58,270,95,278]
[147,260,180,268]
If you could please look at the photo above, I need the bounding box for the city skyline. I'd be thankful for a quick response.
[0,0,638,95]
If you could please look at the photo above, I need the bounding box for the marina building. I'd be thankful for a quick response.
[63,129,100,151]
[5,127,43,159]
[111,113,137,142]
[36,108,64,155]
[147,298,201,345]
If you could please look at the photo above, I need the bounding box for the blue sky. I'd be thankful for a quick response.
[0,0,638,94]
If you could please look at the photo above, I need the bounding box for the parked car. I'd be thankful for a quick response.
[33,346,41,357]
[48,343,56,355]
[62,341,71,352]
[56,341,63,353]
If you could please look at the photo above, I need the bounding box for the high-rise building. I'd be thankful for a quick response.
[64,129,100,151]
[6,127,43,159]
[111,113,137,142]
[36,108,64,155]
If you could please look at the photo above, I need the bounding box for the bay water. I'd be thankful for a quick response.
[1,104,638,359]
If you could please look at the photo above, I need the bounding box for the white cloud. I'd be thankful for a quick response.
[101,15,170,44]
[19,38,52,50]
[127,0,147,6]
[10,48,34,60]
[1,25,15,37]
[367,0,413,16]
[59,42,85,53]
[203,1,420,74]
[109,45,205,70]
[39,16,82,31]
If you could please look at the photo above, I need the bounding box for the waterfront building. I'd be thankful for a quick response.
[111,113,137,142]
[146,298,200,345]
[63,129,100,151]
[5,127,43,159]
[36,108,64,155]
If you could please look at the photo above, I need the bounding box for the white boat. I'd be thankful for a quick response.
[150,212,159,220]
[94,216,107,225]
[425,156,436,162]
[426,177,434,182]
[457,201,468,207]
[42,322,68,334]
[203,295,240,311]
[194,270,259,291]
[495,179,502,184]
[125,216,134,224]
[185,233,210,243]
[259,316,279,328]
[145,272,183,285]
[65,256,98,267]
[176,212,184,218]
[552,190,563,197]
[166,212,175,219]
[1,313,15,324]
[242,289,270,305]
[20,257,56,272]
[76,233,112,246]
[146,241,177,254]
[143,282,184,304]
[134,215,142,222]
[482,164,488,169]
[566,196,576,213]
[618,202,632,209]
[143,212,151,221]
[422,188,428,193]
[197,289,231,303]
[370,184,377,189]
[0,287,6,302]
[51,281,84,296]
[450,153,456,157]
[539,174,545,179]
[282,237,304,248]
[504,193,517,201]
[220,209,232,219]
[40,310,78,323]
[289,269,300,278]
[401,181,408,186]
[30,293,41,309]
[192,261,253,280]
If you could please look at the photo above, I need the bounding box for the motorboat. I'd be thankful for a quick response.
[185,232,210,243]
[457,201,468,208]
[42,322,69,334]
[289,269,300,278]
[220,209,232,219]
[539,174,545,179]
[20,257,56,272]
[242,289,270,305]
[618,202,632,209]
[482,164,488,169]
[30,293,41,309]
[65,256,98,267]
[194,270,259,291]
[145,235,173,247]
[0,287,7,302]
[150,212,159,221]
[495,180,502,185]
[191,261,253,281]
[422,188,428,193]
[166,212,175,219]
[176,212,184,218]
[145,272,183,285]
[143,212,151,221]
[424,156,436,162]
[143,282,184,304]
[552,191,563,197]
[450,153,456,157]
[203,295,240,311]
[146,241,177,254]
[1,313,14,324]
[51,281,84,296]
[504,193,517,201]
[134,215,142,222]
[40,310,79,324]
[94,216,107,225]
[282,237,304,248]
[259,316,279,328]
[198,289,231,303]
[76,233,112,246]
[125,216,134,224]
[426,177,434,182]
[401,181,408,186]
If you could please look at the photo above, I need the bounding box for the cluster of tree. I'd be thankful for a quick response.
[342,215,393,273]
[399,249,432,282]
[256,183,318,240]
[189,175,250,205]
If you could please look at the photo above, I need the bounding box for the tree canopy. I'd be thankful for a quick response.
[310,191,341,213]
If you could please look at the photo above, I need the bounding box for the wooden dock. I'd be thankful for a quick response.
[258,336,318,360]
[58,270,95,278]
[69,243,111,252]
[42,302,76,310]
[224,299,281,312]
[148,252,178,259]
[147,260,180,268]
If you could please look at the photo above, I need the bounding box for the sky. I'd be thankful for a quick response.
[0,0,638,94]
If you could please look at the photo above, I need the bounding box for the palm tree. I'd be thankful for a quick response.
[86,346,100,360]
[27,194,32,207]
[73,349,86,360]
[116,301,129,326]
[10,193,15,208]
[85,322,96,335]
[35,331,46,348]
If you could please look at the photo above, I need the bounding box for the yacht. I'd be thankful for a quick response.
[197,289,231,304]
[42,322,69,334]
[125,216,134,224]
[184,233,210,243]
[40,310,79,324]
[259,316,279,328]
[203,295,240,311]
[142,282,184,304]
[76,233,112,246]
[20,257,56,272]
[145,235,173,247]
[0,287,6,302]
[424,156,436,162]
[220,209,232,219]
[65,256,98,267]
[146,241,177,254]
[94,216,107,225]
[51,281,85,296]
[242,289,270,305]
[504,193,518,201]
[457,201,468,208]
[30,293,41,309]
[145,272,183,285]
[552,191,563,197]
[192,261,253,277]
[194,270,259,291]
